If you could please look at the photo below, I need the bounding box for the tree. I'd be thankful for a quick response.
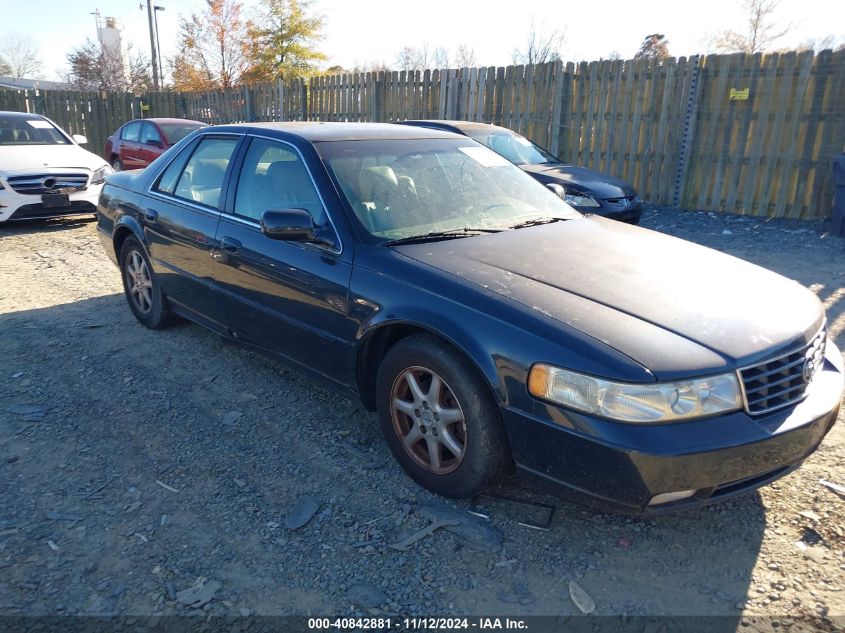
[171,0,253,91]
[634,34,671,61]
[796,34,845,52]
[0,56,10,76]
[66,38,152,93]
[0,31,43,78]
[454,44,478,68]
[511,20,565,65]
[433,46,450,69]
[712,0,791,54]
[243,0,326,82]
[395,44,434,71]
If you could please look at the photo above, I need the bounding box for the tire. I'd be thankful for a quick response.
[112,157,123,171]
[376,334,512,498]
[119,236,177,329]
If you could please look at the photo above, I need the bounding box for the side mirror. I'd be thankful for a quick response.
[546,183,565,198]
[72,134,88,145]
[261,208,317,242]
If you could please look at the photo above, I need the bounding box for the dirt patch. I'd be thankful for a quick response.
[0,211,843,626]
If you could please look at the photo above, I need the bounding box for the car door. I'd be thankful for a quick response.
[211,135,356,384]
[120,121,143,168]
[141,133,242,328]
[138,122,164,167]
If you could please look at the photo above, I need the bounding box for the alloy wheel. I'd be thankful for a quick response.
[124,250,153,314]
[390,366,467,474]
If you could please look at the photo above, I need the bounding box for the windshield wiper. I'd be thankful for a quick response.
[385,228,501,246]
[508,217,567,230]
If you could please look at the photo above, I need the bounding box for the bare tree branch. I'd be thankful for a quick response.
[712,0,792,54]
[0,31,43,78]
[511,19,565,65]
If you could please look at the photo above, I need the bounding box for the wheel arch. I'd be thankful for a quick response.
[112,217,146,262]
[355,319,503,412]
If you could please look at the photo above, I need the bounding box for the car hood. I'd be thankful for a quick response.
[0,144,108,172]
[393,217,824,377]
[520,163,636,198]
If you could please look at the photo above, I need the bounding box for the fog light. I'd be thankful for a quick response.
[648,490,697,506]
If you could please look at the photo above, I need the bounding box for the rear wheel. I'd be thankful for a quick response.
[119,237,176,329]
[376,334,512,498]
[112,157,123,171]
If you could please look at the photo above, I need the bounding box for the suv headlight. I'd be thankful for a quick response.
[528,364,742,423]
[91,165,113,185]
[564,191,600,208]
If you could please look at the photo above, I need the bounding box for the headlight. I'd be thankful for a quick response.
[528,364,742,423]
[91,165,113,185]
[564,191,600,208]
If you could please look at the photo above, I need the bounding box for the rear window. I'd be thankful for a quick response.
[158,122,206,144]
[0,116,70,145]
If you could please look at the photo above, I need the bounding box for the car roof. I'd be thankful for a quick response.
[206,121,464,142]
[128,118,206,125]
[399,120,514,136]
[0,111,46,120]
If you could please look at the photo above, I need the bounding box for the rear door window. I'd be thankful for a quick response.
[155,136,238,209]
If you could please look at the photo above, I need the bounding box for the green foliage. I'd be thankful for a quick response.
[244,0,326,82]
[634,34,671,61]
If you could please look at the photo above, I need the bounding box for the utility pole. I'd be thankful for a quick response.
[154,6,165,85]
[145,0,160,90]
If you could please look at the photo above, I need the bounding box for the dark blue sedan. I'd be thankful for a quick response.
[96,122,843,514]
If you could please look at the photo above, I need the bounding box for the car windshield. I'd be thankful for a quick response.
[317,138,580,241]
[158,122,206,144]
[0,116,70,145]
[464,129,560,166]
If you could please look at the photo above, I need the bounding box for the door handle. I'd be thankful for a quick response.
[220,236,242,254]
[144,208,158,222]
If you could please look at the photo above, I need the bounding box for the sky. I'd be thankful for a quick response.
[1,0,844,82]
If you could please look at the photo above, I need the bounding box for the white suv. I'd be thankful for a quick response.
[0,111,112,222]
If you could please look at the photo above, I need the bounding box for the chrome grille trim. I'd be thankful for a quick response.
[738,327,827,416]
[6,172,90,195]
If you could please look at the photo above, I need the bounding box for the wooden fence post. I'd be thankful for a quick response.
[673,55,702,209]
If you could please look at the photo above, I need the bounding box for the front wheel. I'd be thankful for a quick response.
[376,334,512,498]
[119,237,176,329]
[112,157,123,171]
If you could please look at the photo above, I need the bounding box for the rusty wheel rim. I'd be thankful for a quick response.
[390,366,467,474]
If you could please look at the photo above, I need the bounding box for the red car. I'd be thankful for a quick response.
[104,118,206,171]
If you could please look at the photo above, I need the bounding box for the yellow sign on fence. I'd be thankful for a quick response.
[729,88,750,101]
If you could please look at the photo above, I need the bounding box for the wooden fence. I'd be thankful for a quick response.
[2,50,843,219]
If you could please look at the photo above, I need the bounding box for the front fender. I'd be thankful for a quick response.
[358,309,509,405]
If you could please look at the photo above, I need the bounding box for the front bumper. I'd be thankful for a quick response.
[577,198,643,223]
[504,340,843,514]
[0,184,102,222]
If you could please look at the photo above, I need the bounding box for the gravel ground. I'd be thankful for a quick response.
[0,209,843,629]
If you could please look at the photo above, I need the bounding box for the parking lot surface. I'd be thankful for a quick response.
[1,210,843,627]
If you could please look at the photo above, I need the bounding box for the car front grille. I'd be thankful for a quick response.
[739,328,826,416]
[604,194,639,207]
[5,172,89,195]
